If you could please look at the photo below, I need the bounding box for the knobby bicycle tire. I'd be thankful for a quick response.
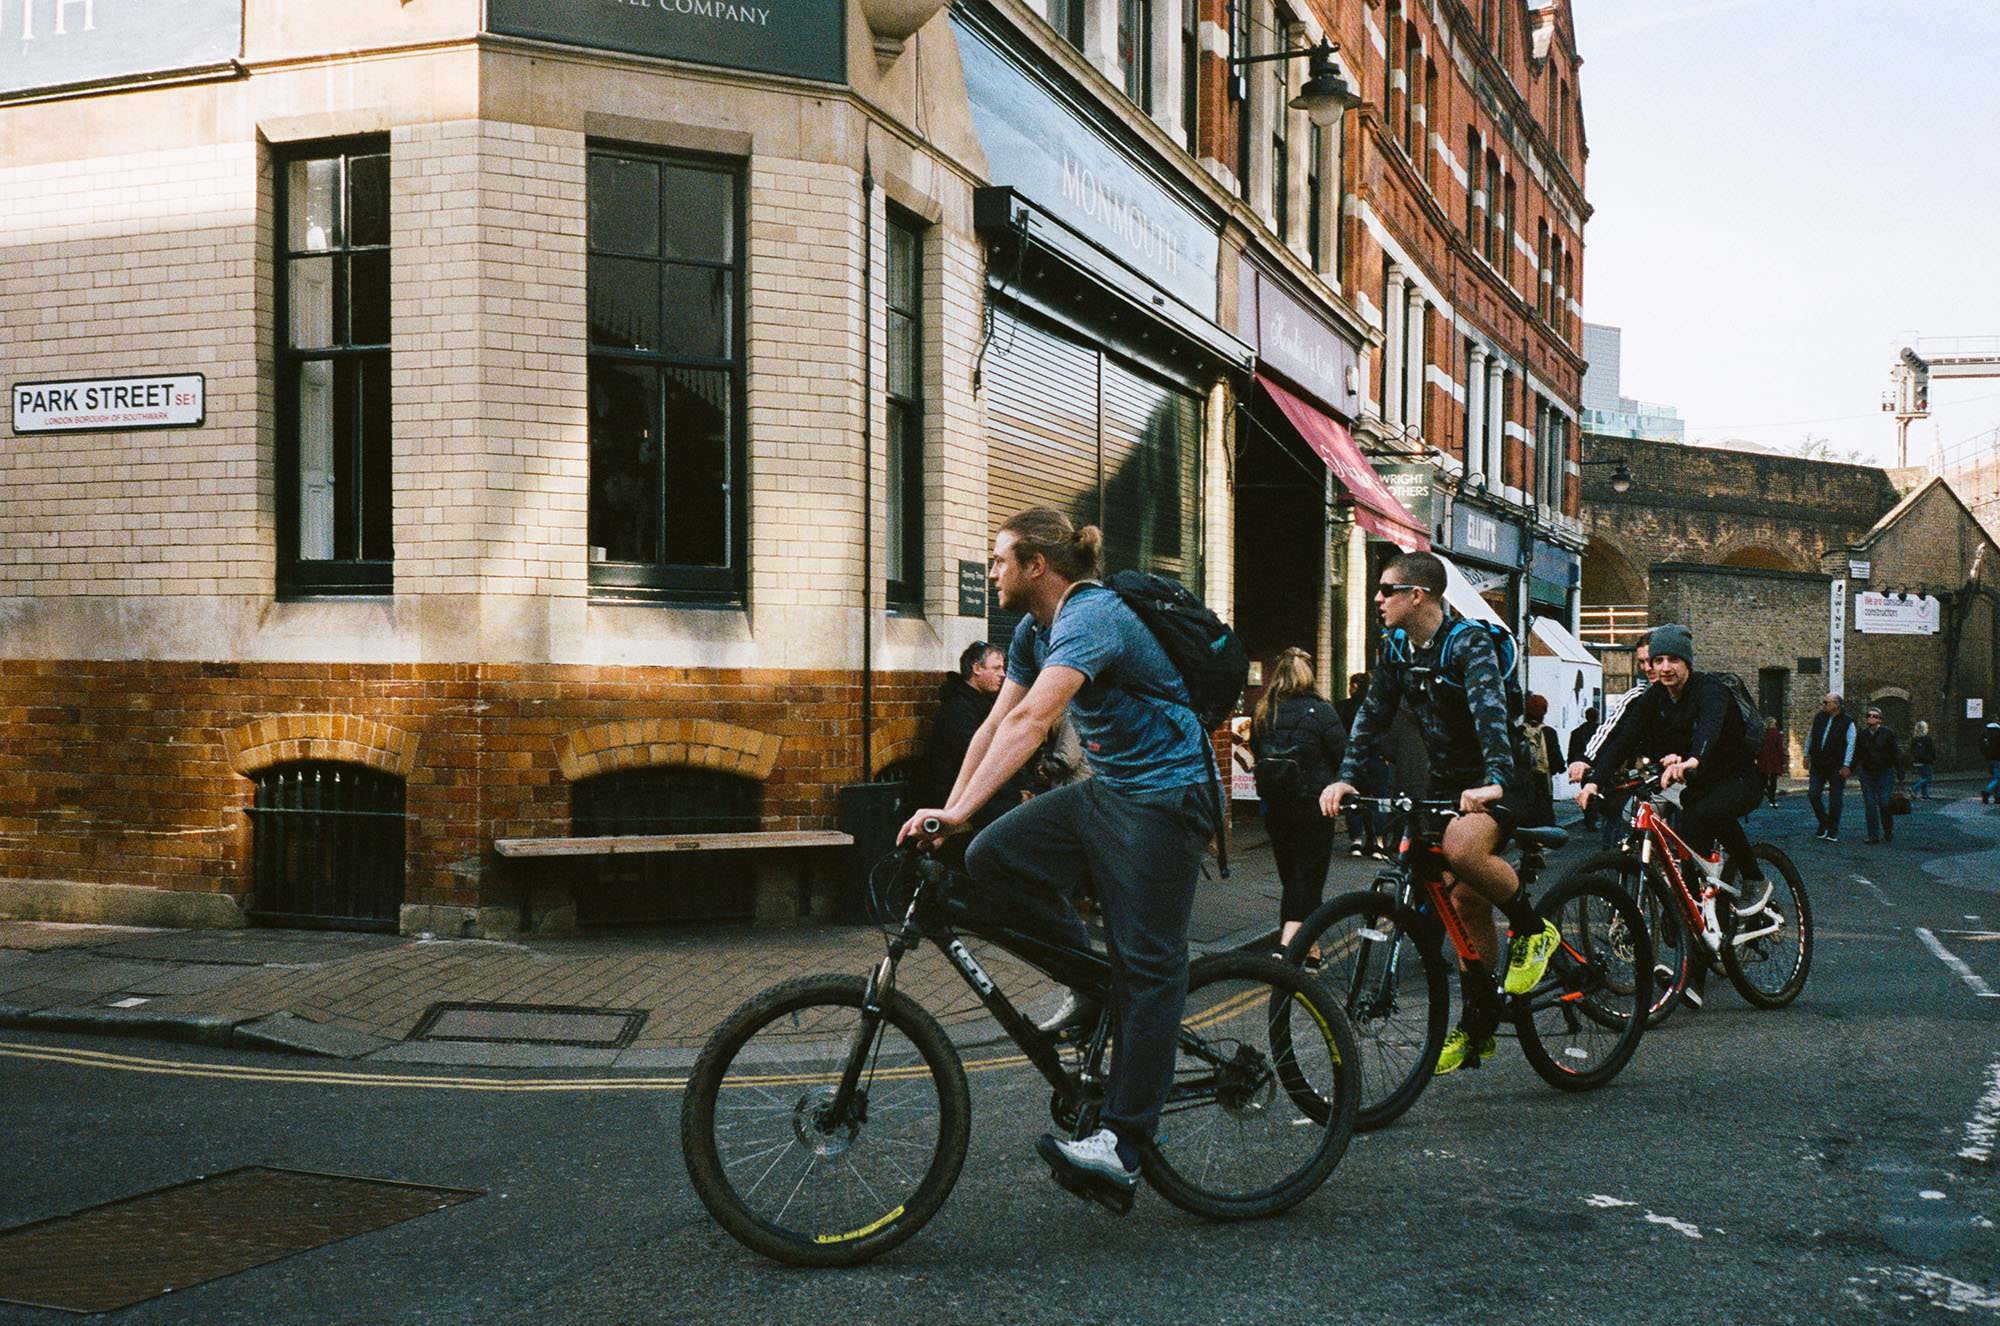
[680,974,971,1267]
[1562,849,1688,1028]
[1141,952,1358,1220]
[1283,889,1449,1130]
[1719,843,1813,1009]
[1513,875,1652,1091]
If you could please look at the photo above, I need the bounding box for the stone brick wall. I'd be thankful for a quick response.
[0,660,931,920]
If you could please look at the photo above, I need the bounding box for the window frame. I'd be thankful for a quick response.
[884,207,927,611]
[273,135,394,599]
[584,144,749,604]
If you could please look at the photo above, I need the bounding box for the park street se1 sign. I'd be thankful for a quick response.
[12,373,205,434]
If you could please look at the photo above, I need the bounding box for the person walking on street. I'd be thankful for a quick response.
[1519,693,1561,829]
[1756,716,1786,806]
[1250,648,1346,964]
[1335,673,1387,857]
[1567,707,1600,830]
[1909,721,1936,800]
[1854,706,1902,844]
[1806,694,1856,841]
[900,506,1219,1214]
[1981,718,2000,804]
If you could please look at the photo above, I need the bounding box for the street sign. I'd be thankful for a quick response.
[12,374,205,434]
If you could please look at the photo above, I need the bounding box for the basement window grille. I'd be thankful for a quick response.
[571,767,761,925]
[247,762,406,931]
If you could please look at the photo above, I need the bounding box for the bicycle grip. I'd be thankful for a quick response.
[920,816,941,835]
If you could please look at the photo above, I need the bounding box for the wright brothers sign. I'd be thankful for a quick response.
[489,0,844,84]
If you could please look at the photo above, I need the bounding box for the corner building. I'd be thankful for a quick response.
[0,0,1583,935]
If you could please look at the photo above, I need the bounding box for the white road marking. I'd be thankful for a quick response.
[1916,927,2000,998]
[1960,1056,2000,1163]
[1585,1194,1634,1208]
[1643,1212,1703,1239]
[1858,1266,2000,1313]
[1852,874,1895,907]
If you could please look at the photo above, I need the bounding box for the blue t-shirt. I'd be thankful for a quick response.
[1006,585,1215,794]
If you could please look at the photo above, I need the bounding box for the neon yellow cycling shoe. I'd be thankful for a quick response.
[1503,918,1563,995]
[1434,1027,1497,1074]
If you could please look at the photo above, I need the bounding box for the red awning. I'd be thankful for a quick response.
[1256,374,1429,549]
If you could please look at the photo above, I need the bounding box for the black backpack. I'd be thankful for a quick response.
[1252,714,1317,803]
[1105,570,1250,731]
[1712,672,1765,761]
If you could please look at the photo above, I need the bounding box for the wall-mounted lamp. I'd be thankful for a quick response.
[1580,456,1634,493]
[1230,39,1364,126]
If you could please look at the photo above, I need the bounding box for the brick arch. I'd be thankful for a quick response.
[555,719,780,783]
[224,714,418,778]
[871,719,924,778]
[1580,536,1646,603]
[1719,543,1806,572]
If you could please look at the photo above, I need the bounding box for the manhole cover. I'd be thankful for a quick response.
[0,1166,479,1314]
[406,1001,647,1048]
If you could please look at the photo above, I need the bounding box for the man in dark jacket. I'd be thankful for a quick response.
[1566,707,1600,829]
[1806,693,1856,842]
[1853,706,1902,844]
[922,642,1029,832]
[1578,624,1765,888]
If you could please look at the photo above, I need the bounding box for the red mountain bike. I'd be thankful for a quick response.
[1564,768,1812,1026]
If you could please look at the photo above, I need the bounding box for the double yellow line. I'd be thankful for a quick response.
[0,1038,689,1093]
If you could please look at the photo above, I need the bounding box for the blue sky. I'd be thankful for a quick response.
[1571,0,2000,467]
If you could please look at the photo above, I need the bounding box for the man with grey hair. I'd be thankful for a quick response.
[1805,693,1856,842]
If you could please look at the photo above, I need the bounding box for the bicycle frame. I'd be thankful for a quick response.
[1617,781,1785,948]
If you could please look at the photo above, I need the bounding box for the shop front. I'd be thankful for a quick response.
[956,9,1246,648]
[1442,498,1526,632]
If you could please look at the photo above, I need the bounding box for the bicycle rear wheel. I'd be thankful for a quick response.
[680,974,970,1267]
[1141,952,1358,1220]
[1284,889,1448,1130]
[1719,843,1812,1009]
[1562,850,1687,1028]
[1514,875,1651,1091]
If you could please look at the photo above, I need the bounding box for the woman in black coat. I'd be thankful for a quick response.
[1251,648,1347,964]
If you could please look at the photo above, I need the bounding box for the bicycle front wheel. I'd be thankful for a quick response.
[1285,890,1449,1129]
[1719,843,1813,1009]
[1142,952,1358,1221]
[680,974,970,1267]
[1563,850,1687,1028]
[1514,875,1652,1091]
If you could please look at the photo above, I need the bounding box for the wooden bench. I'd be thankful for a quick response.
[496,829,855,930]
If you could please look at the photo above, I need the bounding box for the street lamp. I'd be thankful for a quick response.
[1580,456,1634,493]
[1231,39,1364,126]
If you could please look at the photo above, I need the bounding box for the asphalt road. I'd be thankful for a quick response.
[1,793,1996,1324]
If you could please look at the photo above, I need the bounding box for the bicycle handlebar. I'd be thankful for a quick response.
[1340,794,1459,818]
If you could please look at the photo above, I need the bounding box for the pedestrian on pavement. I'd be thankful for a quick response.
[900,505,1220,1214]
[1806,693,1856,841]
[1756,716,1786,806]
[1250,647,1346,964]
[1518,693,1561,829]
[1909,721,1936,800]
[1335,672,1387,856]
[921,641,1033,843]
[1981,718,2000,803]
[1567,706,1600,830]
[1854,706,1902,844]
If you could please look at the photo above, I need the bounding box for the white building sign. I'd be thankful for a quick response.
[1828,578,1847,697]
[1854,591,1940,635]
[12,374,204,434]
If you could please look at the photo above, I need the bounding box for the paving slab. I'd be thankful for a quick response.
[232,1012,393,1059]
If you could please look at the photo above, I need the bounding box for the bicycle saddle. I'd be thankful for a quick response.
[1512,825,1567,852]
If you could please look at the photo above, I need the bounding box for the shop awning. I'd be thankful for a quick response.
[1436,552,1509,627]
[1256,374,1429,549]
[1529,614,1595,664]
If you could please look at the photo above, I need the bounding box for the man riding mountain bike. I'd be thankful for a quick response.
[899,506,1219,1215]
[1574,623,1768,961]
[1320,550,1562,1075]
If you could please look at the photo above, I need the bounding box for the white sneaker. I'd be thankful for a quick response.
[1733,880,1774,915]
[1038,1127,1138,1213]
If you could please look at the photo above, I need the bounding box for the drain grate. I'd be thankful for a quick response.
[0,1166,480,1315]
[406,1001,648,1048]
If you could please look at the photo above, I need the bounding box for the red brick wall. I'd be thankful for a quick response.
[0,660,932,911]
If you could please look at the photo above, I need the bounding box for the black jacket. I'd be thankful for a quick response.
[923,674,1035,819]
[1808,710,1857,773]
[1854,724,1900,775]
[1584,672,1755,786]
[1253,693,1347,801]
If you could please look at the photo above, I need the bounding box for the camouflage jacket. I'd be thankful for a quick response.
[1338,611,1518,795]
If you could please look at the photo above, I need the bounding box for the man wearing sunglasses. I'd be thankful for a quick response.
[1320,550,1561,1074]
